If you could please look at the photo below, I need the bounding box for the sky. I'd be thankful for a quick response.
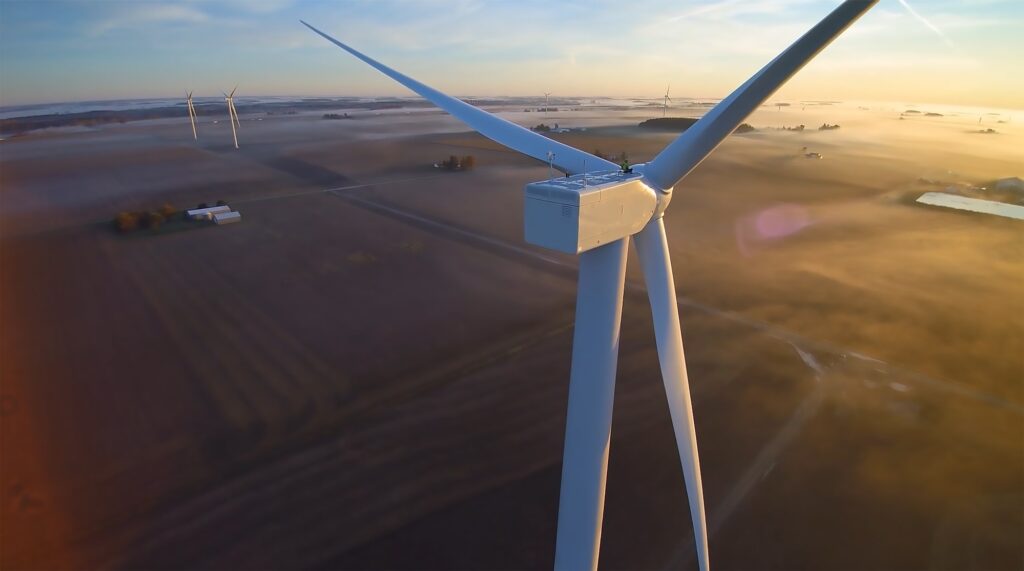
[0,0,1022,109]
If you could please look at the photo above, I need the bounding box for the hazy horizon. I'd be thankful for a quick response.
[1,95,1018,122]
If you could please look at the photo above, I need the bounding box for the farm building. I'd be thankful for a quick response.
[187,205,231,220]
[213,211,241,225]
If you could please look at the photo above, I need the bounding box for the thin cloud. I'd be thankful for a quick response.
[666,0,813,23]
[89,4,209,36]
[897,0,956,49]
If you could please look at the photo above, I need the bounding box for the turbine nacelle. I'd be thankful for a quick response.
[524,171,659,254]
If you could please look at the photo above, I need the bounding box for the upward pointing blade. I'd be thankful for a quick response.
[644,0,877,191]
[301,21,618,175]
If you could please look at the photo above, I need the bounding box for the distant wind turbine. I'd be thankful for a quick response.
[544,92,552,114]
[663,84,672,117]
[224,86,241,149]
[186,90,198,140]
[302,2,877,570]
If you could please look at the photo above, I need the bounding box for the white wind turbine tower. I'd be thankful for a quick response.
[224,86,241,149]
[186,90,199,140]
[544,92,552,114]
[663,84,672,117]
[303,2,877,570]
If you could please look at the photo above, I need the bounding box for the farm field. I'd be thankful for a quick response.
[1,102,1021,570]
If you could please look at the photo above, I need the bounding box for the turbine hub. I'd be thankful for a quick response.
[651,186,673,219]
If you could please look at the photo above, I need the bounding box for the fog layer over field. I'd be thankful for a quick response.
[1,99,1021,570]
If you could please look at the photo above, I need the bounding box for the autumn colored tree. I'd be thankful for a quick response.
[143,211,165,230]
[158,203,177,219]
[114,211,139,232]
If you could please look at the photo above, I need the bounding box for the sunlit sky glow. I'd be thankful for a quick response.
[1,0,1021,109]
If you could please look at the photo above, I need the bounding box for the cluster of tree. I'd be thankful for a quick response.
[819,123,840,130]
[322,113,352,120]
[782,124,806,131]
[438,155,476,171]
[532,123,552,132]
[114,203,177,233]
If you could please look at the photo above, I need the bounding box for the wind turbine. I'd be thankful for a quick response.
[663,84,672,117]
[302,2,877,570]
[186,90,199,140]
[224,86,241,149]
[544,92,552,114]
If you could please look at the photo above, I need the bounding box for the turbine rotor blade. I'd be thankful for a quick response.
[187,96,198,140]
[634,218,709,571]
[644,0,877,190]
[301,20,618,175]
[554,238,630,571]
[225,98,239,148]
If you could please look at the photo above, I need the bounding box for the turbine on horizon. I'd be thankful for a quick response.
[663,84,672,117]
[224,86,241,149]
[302,2,877,570]
[186,90,199,141]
